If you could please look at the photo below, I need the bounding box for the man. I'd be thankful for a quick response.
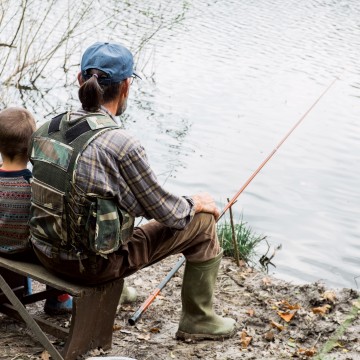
[29,42,236,340]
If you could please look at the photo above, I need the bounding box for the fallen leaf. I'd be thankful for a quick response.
[270,320,285,331]
[312,304,331,315]
[247,309,255,317]
[150,327,161,333]
[113,324,122,331]
[240,330,252,348]
[277,311,296,322]
[263,331,275,342]
[41,351,50,360]
[281,300,301,310]
[262,277,272,286]
[322,290,337,303]
[297,347,317,356]
[137,333,151,341]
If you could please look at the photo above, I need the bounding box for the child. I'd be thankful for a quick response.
[0,107,35,255]
[0,107,72,315]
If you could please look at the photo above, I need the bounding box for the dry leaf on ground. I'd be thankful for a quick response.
[41,350,50,360]
[240,330,252,348]
[263,331,275,342]
[297,347,317,356]
[137,333,151,341]
[277,311,296,322]
[150,327,161,333]
[247,309,255,317]
[280,300,301,310]
[270,319,285,331]
[262,277,272,286]
[322,290,337,303]
[312,304,331,315]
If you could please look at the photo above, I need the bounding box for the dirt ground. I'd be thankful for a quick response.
[0,255,359,360]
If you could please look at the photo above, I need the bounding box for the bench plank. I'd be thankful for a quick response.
[0,256,93,296]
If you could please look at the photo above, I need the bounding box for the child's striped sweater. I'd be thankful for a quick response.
[0,169,32,254]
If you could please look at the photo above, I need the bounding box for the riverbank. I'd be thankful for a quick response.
[0,255,359,359]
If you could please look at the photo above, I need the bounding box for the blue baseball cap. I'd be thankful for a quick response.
[81,42,140,84]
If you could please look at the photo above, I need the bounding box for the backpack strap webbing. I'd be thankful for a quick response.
[48,112,67,134]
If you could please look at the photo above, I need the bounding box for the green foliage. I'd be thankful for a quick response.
[217,218,266,265]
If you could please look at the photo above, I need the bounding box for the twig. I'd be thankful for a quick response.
[0,0,28,75]
[227,197,240,267]
[0,43,16,48]
[313,332,322,347]
[354,275,360,289]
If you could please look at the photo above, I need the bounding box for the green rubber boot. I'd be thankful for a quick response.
[176,249,236,341]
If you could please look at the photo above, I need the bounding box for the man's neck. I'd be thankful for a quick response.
[100,105,116,119]
[101,102,117,116]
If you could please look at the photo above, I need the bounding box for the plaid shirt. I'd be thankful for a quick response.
[31,109,195,259]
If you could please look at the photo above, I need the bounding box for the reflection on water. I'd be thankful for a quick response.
[1,0,360,289]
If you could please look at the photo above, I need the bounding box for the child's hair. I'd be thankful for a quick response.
[0,107,36,161]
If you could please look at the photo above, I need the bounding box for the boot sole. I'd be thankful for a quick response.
[176,328,236,341]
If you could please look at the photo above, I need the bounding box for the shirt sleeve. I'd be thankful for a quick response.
[119,145,196,229]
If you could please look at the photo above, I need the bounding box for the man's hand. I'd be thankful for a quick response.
[191,192,220,220]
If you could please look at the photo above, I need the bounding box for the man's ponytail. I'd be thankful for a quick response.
[78,70,122,112]
[78,72,104,112]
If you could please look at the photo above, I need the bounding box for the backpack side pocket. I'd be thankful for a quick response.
[86,197,121,255]
[30,178,67,245]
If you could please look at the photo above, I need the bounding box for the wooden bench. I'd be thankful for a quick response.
[0,256,124,360]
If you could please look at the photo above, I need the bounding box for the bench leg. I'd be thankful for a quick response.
[62,279,124,360]
[0,274,64,360]
[0,268,27,303]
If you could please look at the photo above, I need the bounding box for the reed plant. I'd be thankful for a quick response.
[217,216,266,266]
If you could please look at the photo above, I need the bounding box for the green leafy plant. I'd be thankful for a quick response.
[217,217,266,266]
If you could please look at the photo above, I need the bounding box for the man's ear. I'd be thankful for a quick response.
[77,72,84,86]
[120,78,131,97]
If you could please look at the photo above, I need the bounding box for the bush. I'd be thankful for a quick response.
[217,217,266,266]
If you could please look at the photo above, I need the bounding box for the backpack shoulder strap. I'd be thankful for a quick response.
[31,111,119,187]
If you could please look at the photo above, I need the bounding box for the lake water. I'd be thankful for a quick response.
[1,0,359,289]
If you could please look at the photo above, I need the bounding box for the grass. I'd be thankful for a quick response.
[217,216,266,267]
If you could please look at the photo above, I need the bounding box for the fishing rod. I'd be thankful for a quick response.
[128,76,339,326]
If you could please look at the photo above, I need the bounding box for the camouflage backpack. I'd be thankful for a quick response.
[29,112,134,258]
